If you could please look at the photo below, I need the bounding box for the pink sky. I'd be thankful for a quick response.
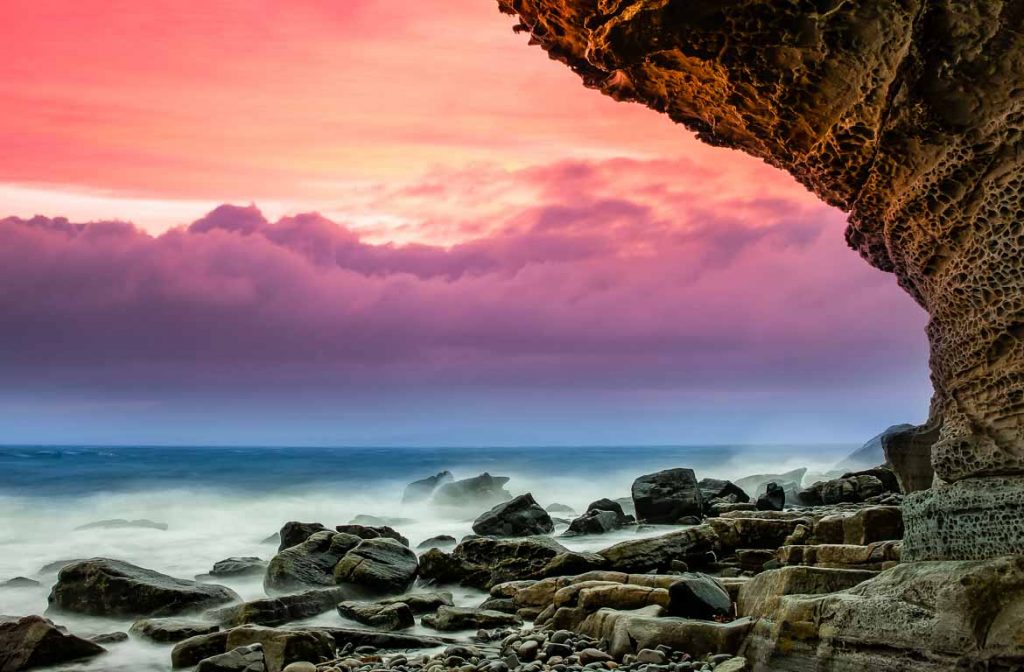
[0,0,930,445]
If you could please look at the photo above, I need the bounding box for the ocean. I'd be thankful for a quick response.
[0,443,851,671]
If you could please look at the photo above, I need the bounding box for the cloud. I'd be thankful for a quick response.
[0,157,927,396]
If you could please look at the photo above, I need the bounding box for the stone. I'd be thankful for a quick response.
[282,664,316,672]
[129,617,219,643]
[348,514,415,527]
[417,535,457,550]
[666,574,731,620]
[264,531,361,593]
[631,468,703,523]
[195,644,266,672]
[377,591,454,614]
[206,587,350,627]
[707,516,809,553]
[305,627,449,650]
[835,424,915,472]
[334,524,410,547]
[541,551,608,577]
[404,471,455,503]
[74,518,167,531]
[337,601,414,630]
[635,649,666,665]
[577,584,669,612]
[432,473,512,510]
[0,615,105,672]
[48,558,239,618]
[883,417,940,493]
[545,503,575,514]
[697,479,750,506]
[754,483,784,511]
[734,549,776,574]
[777,541,901,571]
[0,577,39,589]
[736,566,879,619]
[713,658,747,672]
[421,606,523,631]
[577,606,752,659]
[89,632,127,644]
[841,506,903,545]
[333,538,418,593]
[472,493,554,537]
[277,522,329,552]
[563,510,623,537]
[598,526,718,573]
[732,471,806,504]
[420,536,568,589]
[37,559,84,575]
[201,557,268,580]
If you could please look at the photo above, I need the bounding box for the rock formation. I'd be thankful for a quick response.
[495,0,1024,559]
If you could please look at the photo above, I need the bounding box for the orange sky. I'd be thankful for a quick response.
[0,0,818,237]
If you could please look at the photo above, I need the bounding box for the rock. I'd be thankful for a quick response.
[48,558,239,617]
[403,471,454,504]
[89,632,127,644]
[264,531,361,593]
[417,535,457,550]
[195,644,267,672]
[577,606,752,659]
[200,557,268,580]
[334,524,410,547]
[737,566,878,619]
[714,657,747,672]
[421,606,522,631]
[348,514,415,527]
[129,617,219,643]
[697,479,750,506]
[377,591,454,614]
[432,473,512,510]
[0,577,39,589]
[735,549,776,574]
[835,424,915,472]
[333,538,418,593]
[0,615,105,671]
[296,627,450,651]
[37,559,85,575]
[277,522,330,552]
[666,573,731,620]
[635,648,666,665]
[777,541,901,570]
[545,503,575,514]
[472,493,554,537]
[74,518,167,531]
[562,509,623,537]
[187,627,333,672]
[281,664,316,672]
[841,506,903,545]
[631,468,703,523]
[755,483,784,511]
[578,648,613,664]
[883,418,939,494]
[598,526,717,573]
[733,470,806,503]
[206,587,350,627]
[337,601,414,630]
[541,551,608,577]
[420,535,568,589]
[708,502,756,517]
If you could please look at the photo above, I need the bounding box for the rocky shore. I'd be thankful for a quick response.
[6,441,1008,672]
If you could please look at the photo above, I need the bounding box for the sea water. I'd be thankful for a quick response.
[0,444,850,671]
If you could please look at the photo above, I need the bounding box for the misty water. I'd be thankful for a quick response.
[0,444,851,671]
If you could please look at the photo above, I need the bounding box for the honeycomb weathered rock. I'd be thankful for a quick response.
[495,0,1024,559]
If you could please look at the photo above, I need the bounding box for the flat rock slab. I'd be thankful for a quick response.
[130,617,220,643]
[577,605,752,659]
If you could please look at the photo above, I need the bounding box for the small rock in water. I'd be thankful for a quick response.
[282,663,317,672]
[90,631,129,644]
[74,518,168,531]
[1,576,40,588]
[472,493,554,537]
[418,535,457,550]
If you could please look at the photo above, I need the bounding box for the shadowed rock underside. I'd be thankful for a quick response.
[495,0,1024,559]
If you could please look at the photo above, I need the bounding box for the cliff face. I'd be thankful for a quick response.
[497,0,1024,559]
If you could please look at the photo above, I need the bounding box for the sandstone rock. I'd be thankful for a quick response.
[777,541,901,571]
[836,425,915,472]
[883,418,940,493]
[195,644,266,672]
[48,558,239,617]
[735,549,776,574]
[402,471,453,504]
[841,506,903,545]
[277,522,329,552]
[666,574,731,620]
[432,473,511,510]
[206,588,350,627]
[737,566,878,619]
[707,516,808,553]
[333,538,418,594]
[472,493,554,537]
[264,531,360,593]
[0,615,105,672]
[129,617,219,643]
[223,627,333,672]
[421,606,522,631]
[631,468,703,523]
[336,601,414,630]
[577,584,669,612]
[714,658,748,672]
[541,551,608,577]
[598,526,717,573]
[376,591,454,614]
[577,606,752,659]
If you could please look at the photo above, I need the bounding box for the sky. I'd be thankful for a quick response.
[0,0,931,446]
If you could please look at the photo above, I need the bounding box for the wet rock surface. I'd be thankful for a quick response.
[0,615,105,672]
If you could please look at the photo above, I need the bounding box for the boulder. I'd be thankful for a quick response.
[420,535,568,589]
[0,615,105,672]
[348,514,415,527]
[666,574,731,620]
[835,424,915,472]
[577,605,753,659]
[0,577,39,589]
[737,566,878,619]
[264,531,361,593]
[598,526,718,573]
[200,557,268,580]
[882,419,939,493]
[541,551,608,577]
[74,518,167,531]
[417,535,456,550]
[195,644,266,672]
[431,473,511,510]
[206,588,350,627]
[755,483,785,511]
[698,479,750,505]
[298,627,450,651]
[377,591,453,614]
[472,493,554,537]
[421,606,522,631]
[334,524,409,547]
[402,471,453,504]
[129,617,219,643]
[174,627,333,672]
[563,509,622,536]
[277,522,329,552]
[631,468,703,523]
[545,503,575,514]
[48,558,239,618]
[333,538,418,593]
[734,469,806,503]
[842,506,903,545]
[336,601,414,630]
